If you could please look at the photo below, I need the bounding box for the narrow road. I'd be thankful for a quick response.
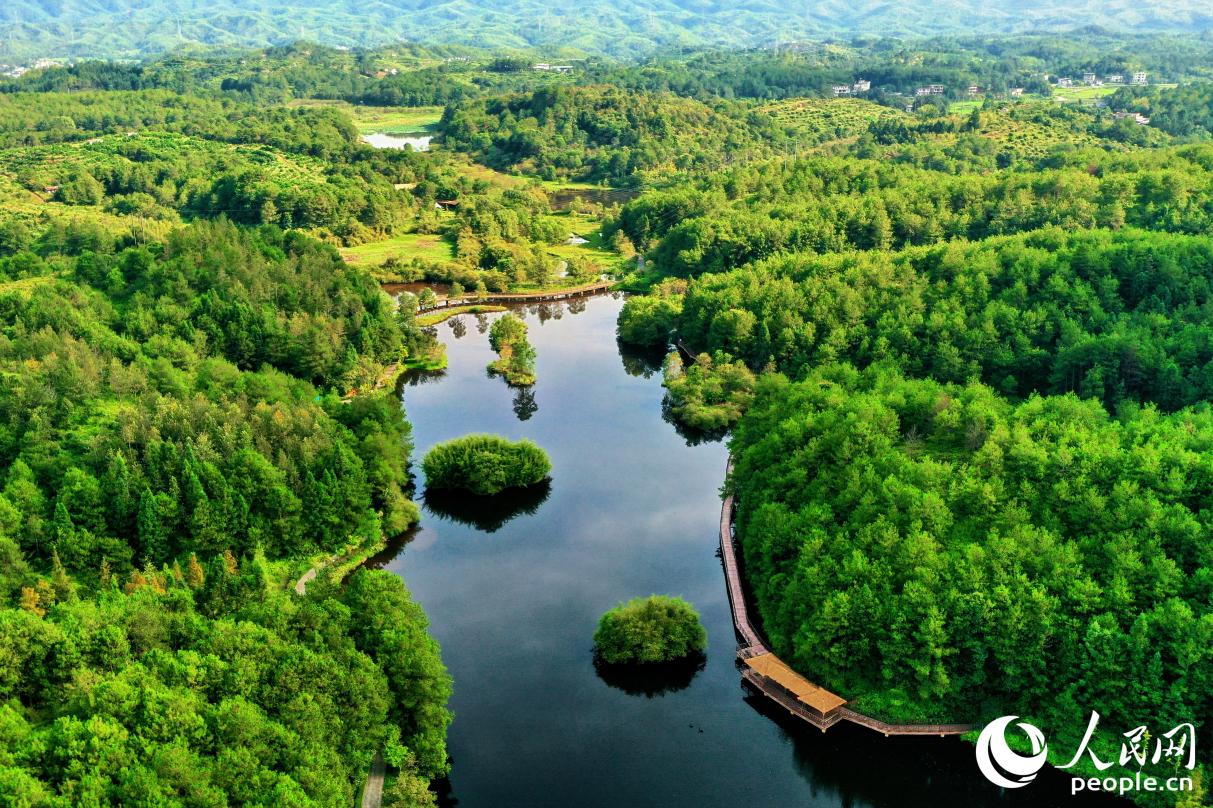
[293,556,333,595]
[294,559,388,806]
[359,753,386,808]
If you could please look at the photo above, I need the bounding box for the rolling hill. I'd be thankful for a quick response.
[2,0,1212,62]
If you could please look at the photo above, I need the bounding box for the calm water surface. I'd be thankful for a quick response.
[372,294,1118,808]
[362,132,433,151]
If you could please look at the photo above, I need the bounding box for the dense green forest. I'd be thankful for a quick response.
[730,364,1212,787]
[3,28,1213,806]
[608,144,1213,276]
[1111,82,1213,138]
[0,217,452,799]
[0,79,453,800]
[439,85,789,185]
[625,228,1213,412]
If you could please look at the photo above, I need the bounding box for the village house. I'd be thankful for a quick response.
[1112,111,1151,125]
[1056,77,1073,88]
[1010,87,1025,97]
[1132,72,1148,85]
[1106,74,1124,84]
[853,79,871,93]
[1083,72,1098,85]
[967,85,980,95]
[533,63,573,73]
[832,85,851,96]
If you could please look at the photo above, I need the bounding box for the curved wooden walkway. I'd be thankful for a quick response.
[719,458,972,737]
[419,280,615,311]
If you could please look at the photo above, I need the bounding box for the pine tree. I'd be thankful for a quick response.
[137,487,167,565]
[52,498,74,545]
[186,553,205,588]
[125,569,147,594]
[34,580,55,610]
[102,453,136,537]
[144,562,166,594]
[19,586,43,617]
[50,549,76,602]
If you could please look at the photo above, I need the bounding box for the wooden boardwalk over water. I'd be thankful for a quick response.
[419,280,615,311]
[718,458,972,737]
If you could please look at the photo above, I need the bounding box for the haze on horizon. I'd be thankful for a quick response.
[2,0,1212,62]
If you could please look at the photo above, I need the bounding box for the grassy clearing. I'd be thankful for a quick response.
[947,99,983,115]
[401,343,448,372]
[544,220,619,267]
[969,110,1104,157]
[339,233,455,267]
[456,160,528,189]
[347,106,444,134]
[1054,85,1119,103]
[290,100,444,134]
[417,305,507,326]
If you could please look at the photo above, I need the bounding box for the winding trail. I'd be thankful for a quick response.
[359,753,386,808]
[292,558,330,595]
[292,556,386,806]
[719,458,973,737]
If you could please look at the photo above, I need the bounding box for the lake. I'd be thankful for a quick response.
[372,293,1120,807]
[362,132,433,151]
[548,187,640,211]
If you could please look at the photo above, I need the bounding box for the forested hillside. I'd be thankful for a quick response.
[3,28,1213,806]
[440,86,788,185]
[731,364,1213,784]
[655,228,1213,410]
[0,86,452,802]
[2,0,1213,61]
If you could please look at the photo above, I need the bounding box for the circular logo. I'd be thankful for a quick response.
[976,715,1049,789]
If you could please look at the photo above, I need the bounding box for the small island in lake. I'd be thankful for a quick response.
[487,314,538,386]
[594,595,707,664]
[422,434,551,495]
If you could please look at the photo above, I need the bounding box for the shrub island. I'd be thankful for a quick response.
[422,434,552,495]
[594,595,708,664]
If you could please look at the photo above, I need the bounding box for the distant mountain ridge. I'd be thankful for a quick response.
[2,0,1212,62]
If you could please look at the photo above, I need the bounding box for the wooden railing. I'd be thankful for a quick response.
[838,708,973,737]
[718,471,765,653]
[418,280,615,311]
